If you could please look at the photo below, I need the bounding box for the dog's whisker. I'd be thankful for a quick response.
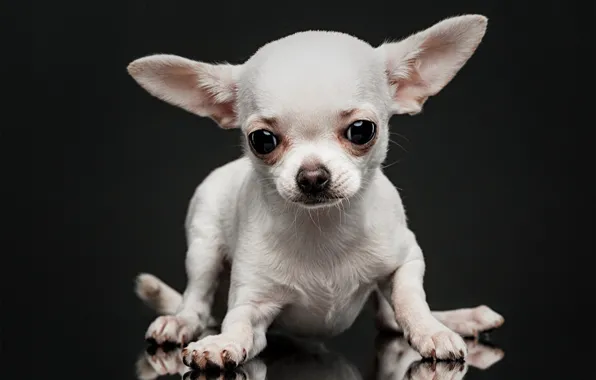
[389,131,410,143]
[382,160,401,169]
[306,209,322,233]
[388,138,408,153]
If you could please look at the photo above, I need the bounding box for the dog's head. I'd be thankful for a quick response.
[128,15,487,209]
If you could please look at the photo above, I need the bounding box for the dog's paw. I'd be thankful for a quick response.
[471,305,505,332]
[182,334,247,370]
[407,360,467,380]
[145,315,196,345]
[407,323,467,360]
[448,305,505,337]
[136,273,162,300]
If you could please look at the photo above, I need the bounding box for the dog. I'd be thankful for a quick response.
[127,14,504,371]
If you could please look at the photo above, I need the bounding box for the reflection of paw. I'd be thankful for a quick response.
[182,334,246,370]
[376,335,423,380]
[183,372,244,380]
[145,315,197,345]
[407,323,467,360]
[446,306,505,338]
[407,361,468,380]
[183,359,266,380]
[136,347,188,380]
[237,359,267,380]
[465,340,504,370]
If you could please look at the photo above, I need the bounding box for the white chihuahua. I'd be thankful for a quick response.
[128,14,504,371]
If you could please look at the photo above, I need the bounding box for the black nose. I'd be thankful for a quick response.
[296,166,331,195]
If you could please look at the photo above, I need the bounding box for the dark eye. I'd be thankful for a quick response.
[248,129,279,155]
[345,120,376,145]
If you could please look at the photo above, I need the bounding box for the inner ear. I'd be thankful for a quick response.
[127,54,241,129]
[208,94,237,128]
[378,15,488,115]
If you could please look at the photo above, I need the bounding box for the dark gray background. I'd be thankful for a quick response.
[9,0,595,379]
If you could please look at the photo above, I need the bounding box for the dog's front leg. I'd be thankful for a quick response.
[145,236,224,345]
[182,298,281,370]
[381,232,468,360]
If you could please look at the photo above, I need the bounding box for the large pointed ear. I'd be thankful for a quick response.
[127,54,241,129]
[377,15,488,115]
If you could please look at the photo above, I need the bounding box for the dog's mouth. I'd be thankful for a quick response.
[290,194,343,209]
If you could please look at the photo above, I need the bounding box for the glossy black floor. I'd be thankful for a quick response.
[126,302,562,380]
[21,283,595,380]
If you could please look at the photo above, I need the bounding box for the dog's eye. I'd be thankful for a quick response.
[345,120,376,145]
[248,129,279,155]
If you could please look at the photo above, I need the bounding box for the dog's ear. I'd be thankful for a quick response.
[377,15,487,115]
[127,54,241,129]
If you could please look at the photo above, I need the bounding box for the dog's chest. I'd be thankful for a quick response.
[263,224,396,336]
[273,271,375,337]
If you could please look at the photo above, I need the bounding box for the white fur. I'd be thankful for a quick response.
[128,15,503,369]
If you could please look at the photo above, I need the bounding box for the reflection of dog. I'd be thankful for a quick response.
[136,345,187,379]
[135,285,504,380]
[375,334,504,380]
[136,343,267,380]
[128,14,503,371]
[136,328,503,380]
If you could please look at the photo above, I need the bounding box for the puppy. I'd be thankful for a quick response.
[128,14,504,371]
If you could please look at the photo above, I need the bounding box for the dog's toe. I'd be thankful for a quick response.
[183,335,246,371]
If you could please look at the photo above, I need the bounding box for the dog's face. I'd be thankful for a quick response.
[127,15,487,209]
[235,32,392,208]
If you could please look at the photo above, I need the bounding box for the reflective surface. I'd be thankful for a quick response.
[12,279,593,380]
[136,330,504,380]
